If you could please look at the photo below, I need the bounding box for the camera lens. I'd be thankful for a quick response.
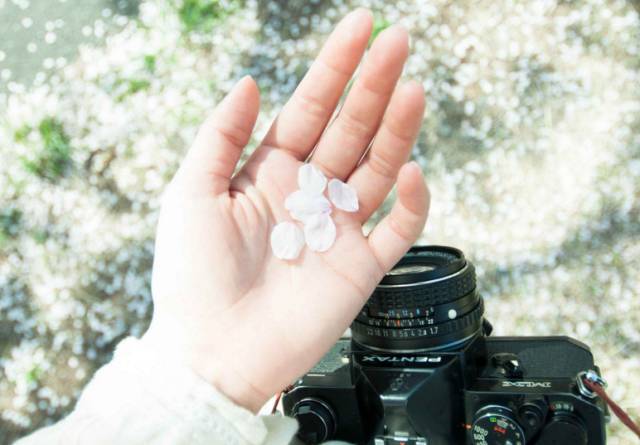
[351,245,484,352]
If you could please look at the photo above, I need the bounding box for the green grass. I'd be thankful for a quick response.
[31,229,49,244]
[13,125,31,143]
[175,0,243,34]
[143,54,156,73]
[368,17,391,48]
[123,79,151,96]
[0,208,21,249]
[25,366,42,385]
[0,208,21,236]
[19,118,73,181]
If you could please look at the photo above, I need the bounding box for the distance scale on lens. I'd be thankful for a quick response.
[471,406,525,445]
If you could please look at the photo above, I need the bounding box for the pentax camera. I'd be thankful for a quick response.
[283,246,609,444]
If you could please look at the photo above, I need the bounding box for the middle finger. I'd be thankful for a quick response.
[310,24,409,179]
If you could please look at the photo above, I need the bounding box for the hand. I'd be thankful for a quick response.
[143,8,429,413]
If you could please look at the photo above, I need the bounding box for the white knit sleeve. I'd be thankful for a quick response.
[13,336,303,445]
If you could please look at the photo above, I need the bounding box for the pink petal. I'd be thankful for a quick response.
[298,163,327,195]
[304,213,336,252]
[270,222,305,260]
[328,178,359,212]
[284,190,331,222]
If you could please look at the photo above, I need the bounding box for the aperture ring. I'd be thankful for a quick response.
[358,289,480,324]
[352,316,484,352]
[352,299,484,342]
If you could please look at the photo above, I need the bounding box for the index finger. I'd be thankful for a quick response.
[255,8,373,161]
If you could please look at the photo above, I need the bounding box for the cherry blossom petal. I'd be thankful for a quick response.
[328,178,359,212]
[270,222,305,260]
[284,190,331,222]
[304,213,336,252]
[298,163,327,195]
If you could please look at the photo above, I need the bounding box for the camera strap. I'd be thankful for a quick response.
[582,375,640,440]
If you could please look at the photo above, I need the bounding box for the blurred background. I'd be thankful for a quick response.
[1,0,639,443]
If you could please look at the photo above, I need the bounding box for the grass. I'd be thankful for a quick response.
[175,0,243,33]
[0,208,22,249]
[369,16,391,48]
[143,54,156,73]
[19,118,73,181]
[119,78,151,99]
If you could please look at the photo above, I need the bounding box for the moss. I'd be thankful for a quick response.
[21,118,73,181]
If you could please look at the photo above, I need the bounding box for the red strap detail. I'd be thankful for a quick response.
[271,385,294,414]
[271,391,283,414]
[583,378,640,439]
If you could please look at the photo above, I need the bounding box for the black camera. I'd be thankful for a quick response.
[283,246,608,444]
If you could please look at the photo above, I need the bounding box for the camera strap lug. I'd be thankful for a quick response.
[577,369,640,439]
[576,370,607,399]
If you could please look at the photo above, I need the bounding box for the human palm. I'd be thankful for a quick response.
[144,8,429,414]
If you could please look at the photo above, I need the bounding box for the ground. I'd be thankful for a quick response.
[0,0,639,443]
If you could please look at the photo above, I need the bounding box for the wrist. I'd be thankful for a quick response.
[140,321,269,414]
[201,359,270,414]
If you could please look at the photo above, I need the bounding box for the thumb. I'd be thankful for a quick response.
[178,75,260,195]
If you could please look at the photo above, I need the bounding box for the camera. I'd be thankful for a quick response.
[282,246,609,444]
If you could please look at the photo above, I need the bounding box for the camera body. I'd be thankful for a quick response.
[283,335,607,444]
[282,246,608,444]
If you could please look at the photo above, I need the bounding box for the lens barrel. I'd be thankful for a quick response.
[351,246,484,352]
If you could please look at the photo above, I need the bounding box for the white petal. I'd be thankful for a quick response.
[298,163,327,195]
[304,213,336,252]
[328,178,359,212]
[284,190,331,222]
[270,222,305,260]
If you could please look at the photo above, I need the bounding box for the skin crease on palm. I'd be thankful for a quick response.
[141,8,430,414]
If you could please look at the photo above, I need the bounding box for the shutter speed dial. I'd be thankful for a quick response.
[471,406,525,445]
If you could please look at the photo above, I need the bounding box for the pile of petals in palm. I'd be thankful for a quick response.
[270,164,359,260]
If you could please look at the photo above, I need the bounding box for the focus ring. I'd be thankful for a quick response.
[367,263,476,312]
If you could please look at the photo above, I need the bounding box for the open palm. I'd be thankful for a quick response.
[144,8,430,414]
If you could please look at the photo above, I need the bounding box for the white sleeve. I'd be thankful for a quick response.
[13,337,307,445]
